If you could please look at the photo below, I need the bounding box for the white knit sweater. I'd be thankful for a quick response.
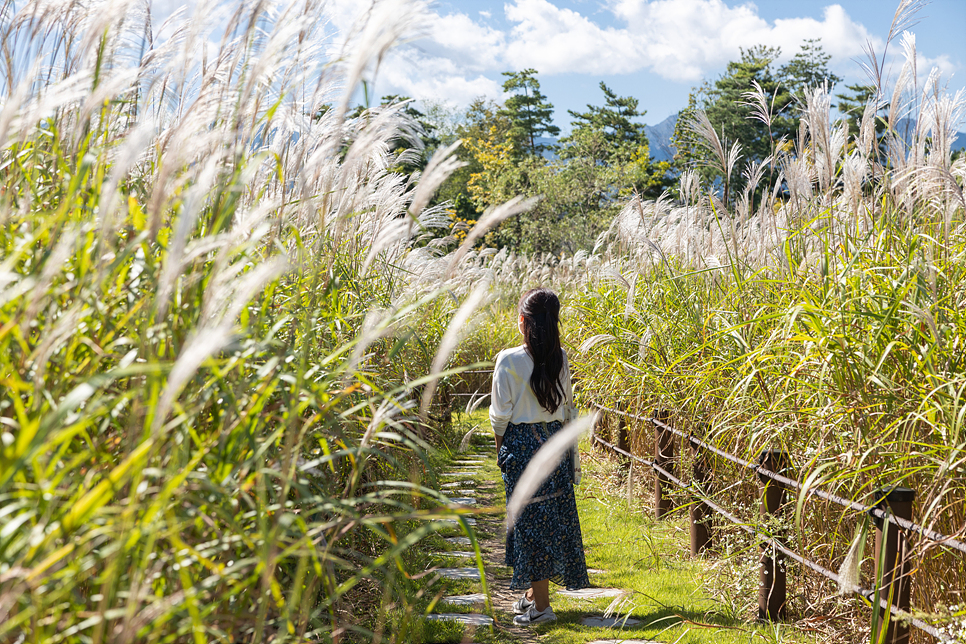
[488,345,574,437]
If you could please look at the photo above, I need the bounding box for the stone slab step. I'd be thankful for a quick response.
[426,613,493,626]
[441,481,473,488]
[445,537,471,546]
[434,550,477,558]
[436,567,481,580]
[448,497,476,505]
[581,616,642,628]
[437,517,476,526]
[441,593,486,606]
[558,588,627,599]
[587,568,607,574]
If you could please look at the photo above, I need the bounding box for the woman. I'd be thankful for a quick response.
[490,288,589,627]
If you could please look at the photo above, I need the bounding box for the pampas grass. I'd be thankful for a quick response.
[0,0,528,641]
[566,3,966,632]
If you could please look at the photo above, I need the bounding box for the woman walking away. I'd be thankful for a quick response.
[490,288,589,627]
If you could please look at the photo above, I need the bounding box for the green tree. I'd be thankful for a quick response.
[671,86,710,175]
[674,40,841,202]
[490,129,613,253]
[780,38,842,104]
[565,82,649,163]
[499,69,560,156]
[835,83,887,144]
[704,45,793,165]
[436,98,513,214]
[564,82,673,199]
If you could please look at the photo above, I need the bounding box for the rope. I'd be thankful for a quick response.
[591,403,966,556]
[591,433,947,641]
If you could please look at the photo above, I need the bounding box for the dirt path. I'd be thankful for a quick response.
[470,470,542,644]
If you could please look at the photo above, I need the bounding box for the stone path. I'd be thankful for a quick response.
[424,441,641,642]
[434,550,476,558]
[426,613,493,625]
[442,593,487,606]
[437,567,481,580]
[558,588,627,599]
[581,616,643,627]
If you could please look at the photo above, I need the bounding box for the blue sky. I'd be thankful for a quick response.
[364,0,966,132]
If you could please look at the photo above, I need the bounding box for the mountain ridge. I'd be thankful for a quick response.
[642,113,966,162]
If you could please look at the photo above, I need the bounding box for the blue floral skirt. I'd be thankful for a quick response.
[498,420,590,590]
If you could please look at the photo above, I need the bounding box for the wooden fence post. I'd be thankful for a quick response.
[653,410,673,519]
[873,486,915,644]
[689,433,712,555]
[758,449,789,621]
[617,414,630,459]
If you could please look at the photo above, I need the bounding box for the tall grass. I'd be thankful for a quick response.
[567,4,966,636]
[0,0,512,641]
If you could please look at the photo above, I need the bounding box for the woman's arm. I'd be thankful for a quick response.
[490,352,511,450]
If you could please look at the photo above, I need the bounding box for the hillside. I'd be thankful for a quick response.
[643,112,966,163]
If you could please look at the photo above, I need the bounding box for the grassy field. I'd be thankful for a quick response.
[1,0,964,640]
[408,410,843,644]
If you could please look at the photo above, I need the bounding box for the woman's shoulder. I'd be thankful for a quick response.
[495,345,529,365]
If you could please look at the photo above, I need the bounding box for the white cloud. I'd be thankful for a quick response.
[423,11,506,71]
[280,0,958,108]
[504,0,641,74]
[516,0,881,81]
[373,0,889,105]
[377,49,504,104]
[917,53,959,80]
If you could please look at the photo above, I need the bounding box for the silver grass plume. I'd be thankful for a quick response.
[344,308,393,384]
[837,517,870,595]
[464,391,490,417]
[506,414,596,528]
[445,196,539,279]
[419,282,490,417]
[335,0,428,123]
[458,425,478,453]
[741,80,774,128]
[687,110,727,176]
[579,334,616,354]
[407,140,465,223]
[151,326,233,436]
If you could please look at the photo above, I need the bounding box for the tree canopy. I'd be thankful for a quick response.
[499,69,560,157]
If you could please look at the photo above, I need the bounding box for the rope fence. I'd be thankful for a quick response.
[442,368,961,641]
[594,404,966,557]
[589,404,960,643]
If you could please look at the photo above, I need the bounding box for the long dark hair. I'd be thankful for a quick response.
[519,288,564,413]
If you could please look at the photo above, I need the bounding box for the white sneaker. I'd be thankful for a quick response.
[513,605,556,626]
[512,594,534,615]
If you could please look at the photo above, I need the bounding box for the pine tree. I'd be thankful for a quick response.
[565,82,649,164]
[499,69,560,157]
[780,38,842,104]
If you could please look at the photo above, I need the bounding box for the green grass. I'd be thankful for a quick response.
[440,410,830,643]
[540,450,826,643]
[2,0,964,639]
